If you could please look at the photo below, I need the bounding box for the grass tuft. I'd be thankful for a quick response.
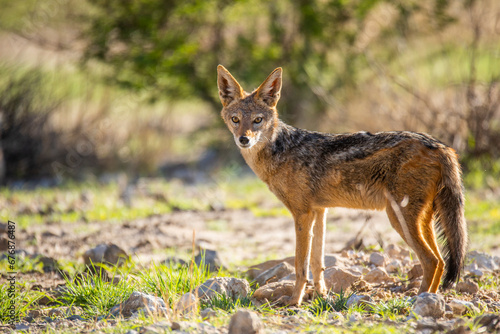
[59,265,136,318]
[138,260,212,306]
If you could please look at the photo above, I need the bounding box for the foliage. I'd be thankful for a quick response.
[82,0,458,125]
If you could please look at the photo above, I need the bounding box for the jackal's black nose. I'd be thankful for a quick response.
[239,136,250,145]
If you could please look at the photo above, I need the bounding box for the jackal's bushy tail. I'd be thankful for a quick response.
[434,148,468,289]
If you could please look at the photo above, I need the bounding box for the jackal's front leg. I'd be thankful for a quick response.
[286,210,315,306]
[311,208,327,297]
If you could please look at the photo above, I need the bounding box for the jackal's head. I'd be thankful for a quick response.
[217,65,282,150]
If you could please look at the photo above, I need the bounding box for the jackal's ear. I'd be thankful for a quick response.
[255,67,282,108]
[217,65,244,107]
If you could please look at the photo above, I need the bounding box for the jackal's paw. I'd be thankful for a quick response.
[313,282,327,297]
[274,295,302,307]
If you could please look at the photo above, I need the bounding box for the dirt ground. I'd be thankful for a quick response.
[18,208,406,269]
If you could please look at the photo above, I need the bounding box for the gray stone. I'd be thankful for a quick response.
[416,317,448,331]
[124,330,139,334]
[474,313,500,332]
[83,243,129,266]
[348,312,362,322]
[369,252,386,267]
[195,277,250,301]
[175,292,198,316]
[456,280,479,295]
[386,259,402,273]
[246,254,343,279]
[252,281,296,304]
[14,324,30,331]
[465,251,500,272]
[66,315,85,321]
[228,309,263,334]
[200,307,216,320]
[109,291,169,318]
[254,262,295,287]
[449,299,477,315]
[324,267,361,293]
[363,267,393,283]
[195,249,224,273]
[412,293,446,318]
[407,264,423,280]
[346,294,372,308]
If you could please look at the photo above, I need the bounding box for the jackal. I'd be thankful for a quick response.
[217,65,468,306]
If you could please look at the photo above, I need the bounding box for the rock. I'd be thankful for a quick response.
[386,260,402,273]
[254,262,295,287]
[246,254,342,279]
[385,244,401,258]
[175,293,198,316]
[194,249,224,273]
[369,252,386,267]
[14,324,30,331]
[200,308,216,320]
[407,264,423,280]
[170,321,198,331]
[228,309,263,334]
[23,316,34,323]
[48,306,79,318]
[468,269,483,277]
[348,312,362,322]
[412,293,445,318]
[465,251,500,272]
[37,256,59,273]
[125,330,139,334]
[0,237,8,251]
[456,280,479,294]
[474,313,500,332]
[346,294,372,308]
[0,222,8,234]
[449,299,477,315]
[363,268,394,283]
[83,243,128,266]
[416,317,448,331]
[109,291,169,318]
[66,315,85,321]
[195,277,250,301]
[324,267,361,293]
[252,281,296,304]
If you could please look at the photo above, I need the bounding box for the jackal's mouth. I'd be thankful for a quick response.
[237,143,252,149]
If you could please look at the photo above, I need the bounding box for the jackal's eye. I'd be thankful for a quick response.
[254,117,263,124]
[231,116,239,123]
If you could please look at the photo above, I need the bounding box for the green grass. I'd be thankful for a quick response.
[308,290,353,315]
[59,265,137,319]
[138,261,213,306]
[371,298,412,319]
[200,291,253,313]
[0,281,43,324]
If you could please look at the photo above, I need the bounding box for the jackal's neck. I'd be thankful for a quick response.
[240,119,296,181]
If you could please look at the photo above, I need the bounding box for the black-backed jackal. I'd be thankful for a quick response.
[217,65,468,306]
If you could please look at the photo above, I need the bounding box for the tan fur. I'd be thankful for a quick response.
[217,65,468,306]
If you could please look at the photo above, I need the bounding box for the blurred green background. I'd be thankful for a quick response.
[0,0,499,185]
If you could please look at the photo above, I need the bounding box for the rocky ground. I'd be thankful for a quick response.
[1,207,500,333]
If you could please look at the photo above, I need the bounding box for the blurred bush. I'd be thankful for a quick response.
[0,69,63,183]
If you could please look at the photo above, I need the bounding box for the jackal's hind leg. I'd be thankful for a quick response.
[386,199,441,294]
